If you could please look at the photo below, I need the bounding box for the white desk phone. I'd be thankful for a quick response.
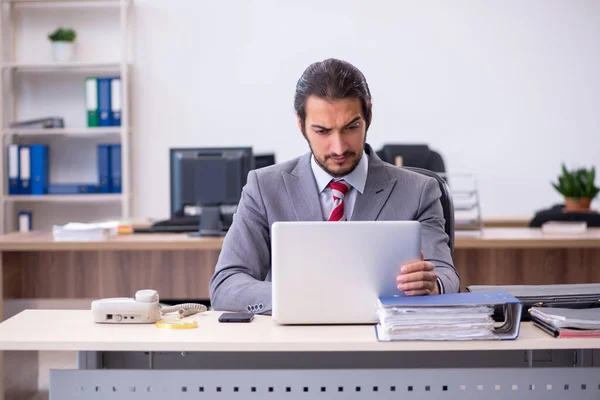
[91,289,207,324]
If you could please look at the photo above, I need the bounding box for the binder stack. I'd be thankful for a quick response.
[530,307,600,338]
[375,292,522,341]
[6,143,121,195]
[85,76,122,127]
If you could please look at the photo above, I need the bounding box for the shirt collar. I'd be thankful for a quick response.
[310,151,368,194]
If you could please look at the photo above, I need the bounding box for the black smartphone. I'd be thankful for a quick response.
[218,312,254,323]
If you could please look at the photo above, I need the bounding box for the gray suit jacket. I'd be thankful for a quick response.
[209,144,460,314]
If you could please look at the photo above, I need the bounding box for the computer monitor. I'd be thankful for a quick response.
[254,153,276,169]
[169,147,254,236]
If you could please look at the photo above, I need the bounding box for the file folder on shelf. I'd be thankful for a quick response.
[97,144,111,193]
[375,291,522,341]
[17,211,32,232]
[30,144,49,195]
[110,77,122,127]
[97,77,112,127]
[110,144,121,193]
[48,183,98,195]
[19,146,31,195]
[86,77,99,127]
[8,144,20,195]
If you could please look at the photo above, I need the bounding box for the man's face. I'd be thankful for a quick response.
[299,96,368,178]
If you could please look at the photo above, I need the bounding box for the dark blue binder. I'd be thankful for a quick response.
[110,77,121,127]
[98,77,112,127]
[110,144,122,193]
[30,144,49,195]
[97,144,111,193]
[7,144,20,195]
[48,183,98,195]
[19,146,31,195]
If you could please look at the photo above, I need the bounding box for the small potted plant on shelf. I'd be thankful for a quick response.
[48,27,77,62]
[551,163,599,212]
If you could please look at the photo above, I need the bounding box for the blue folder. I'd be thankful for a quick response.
[110,144,121,193]
[110,77,121,127]
[30,144,49,195]
[19,146,31,195]
[48,183,98,195]
[97,144,111,193]
[376,291,523,340]
[98,77,112,127]
[7,144,20,195]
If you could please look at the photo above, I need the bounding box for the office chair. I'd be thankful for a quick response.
[529,204,600,227]
[403,167,455,258]
[377,144,446,173]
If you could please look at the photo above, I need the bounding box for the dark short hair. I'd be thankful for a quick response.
[294,58,372,133]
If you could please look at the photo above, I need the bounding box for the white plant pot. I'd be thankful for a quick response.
[51,41,76,62]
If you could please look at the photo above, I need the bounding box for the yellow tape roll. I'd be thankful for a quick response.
[155,319,198,329]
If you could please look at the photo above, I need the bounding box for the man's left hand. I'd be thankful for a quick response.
[396,251,439,296]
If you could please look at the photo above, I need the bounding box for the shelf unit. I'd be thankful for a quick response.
[4,193,126,202]
[0,0,133,233]
[3,127,123,136]
[1,61,124,71]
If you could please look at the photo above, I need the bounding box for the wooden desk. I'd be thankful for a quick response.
[0,228,599,301]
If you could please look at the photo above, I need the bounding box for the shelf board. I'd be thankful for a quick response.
[1,0,120,4]
[4,194,126,203]
[3,127,123,136]
[2,62,126,72]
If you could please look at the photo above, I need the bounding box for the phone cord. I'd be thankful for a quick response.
[159,303,208,318]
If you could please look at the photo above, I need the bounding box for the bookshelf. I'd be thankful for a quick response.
[4,193,126,202]
[0,0,133,233]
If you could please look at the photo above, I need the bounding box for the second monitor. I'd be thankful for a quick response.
[170,147,254,236]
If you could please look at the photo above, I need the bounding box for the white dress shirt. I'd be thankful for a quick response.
[310,151,368,220]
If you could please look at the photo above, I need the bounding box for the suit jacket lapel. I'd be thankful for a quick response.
[282,153,324,221]
[351,146,396,221]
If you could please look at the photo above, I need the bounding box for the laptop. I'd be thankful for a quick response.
[271,221,421,325]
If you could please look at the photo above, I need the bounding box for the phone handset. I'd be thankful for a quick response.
[91,289,207,324]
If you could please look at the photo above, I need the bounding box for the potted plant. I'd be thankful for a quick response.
[48,27,77,62]
[551,163,599,212]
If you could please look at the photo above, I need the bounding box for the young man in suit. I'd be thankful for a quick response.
[210,58,460,314]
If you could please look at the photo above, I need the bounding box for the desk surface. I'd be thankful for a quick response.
[0,310,599,352]
[0,228,599,251]
[0,231,224,251]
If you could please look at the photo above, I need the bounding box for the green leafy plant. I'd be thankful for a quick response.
[552,163,600,199]
[48,27,76,42]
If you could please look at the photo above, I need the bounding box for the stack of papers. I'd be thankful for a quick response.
[375,292,523,341]
[530,307,600,338]
[541,221,587,235]
[52,221,119,241]
[377,305,495,341]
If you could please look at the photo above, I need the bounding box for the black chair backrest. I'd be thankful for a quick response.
[377,144,446,173]
[529,204,600,227]
[403,167,454,258]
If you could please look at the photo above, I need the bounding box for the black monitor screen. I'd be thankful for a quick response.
[170,147,253,216]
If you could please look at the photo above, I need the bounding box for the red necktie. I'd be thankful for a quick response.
[328,180,350,221]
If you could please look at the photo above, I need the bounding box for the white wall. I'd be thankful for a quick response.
[11,0,600,224]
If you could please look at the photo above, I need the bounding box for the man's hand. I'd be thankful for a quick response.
[396,251,439,296]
